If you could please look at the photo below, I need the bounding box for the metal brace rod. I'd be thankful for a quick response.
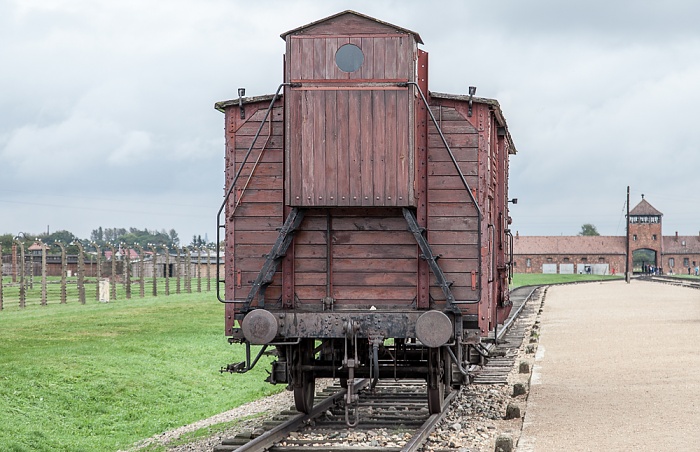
[403,208,458,308]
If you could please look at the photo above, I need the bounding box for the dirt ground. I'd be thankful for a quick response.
[518,280,700,451]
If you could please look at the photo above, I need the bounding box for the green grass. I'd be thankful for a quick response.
[510,272,624,288]
[0,291,281,451]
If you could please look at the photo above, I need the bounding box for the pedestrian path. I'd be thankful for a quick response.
[518,280,700,451]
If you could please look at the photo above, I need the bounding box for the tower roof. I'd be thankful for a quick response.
[630,197,662,216]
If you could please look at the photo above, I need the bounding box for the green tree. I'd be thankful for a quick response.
[578,223,600,236]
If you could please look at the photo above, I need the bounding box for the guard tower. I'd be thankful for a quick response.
[627,195,663,272]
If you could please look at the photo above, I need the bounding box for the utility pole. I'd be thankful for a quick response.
[626,186,631,284]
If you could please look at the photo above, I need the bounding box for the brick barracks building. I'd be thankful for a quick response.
[513,196,700,275]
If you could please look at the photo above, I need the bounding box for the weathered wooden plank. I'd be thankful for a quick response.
[333,286,416,300]
[348,89,363,205]
[313,36,326,80]
[429,244,479,260]
[233,175,283,191]
[396,90,410,205]
[231,217,283,231]
[295,244,327,259]
[332,258,415,273]
[332,244,416,259]
[336,89,350,205]
[331,230,413,245]
[428,161,478,177]
[360,90,374,205]
[294,258,327,273]
[428,120,476,135]
[247,106,284,123]
[384,36,399,80]
[231,203,283,218]
[372,38,386,79]
[427,144,478,161]
[331,215,407,231]
[428,215,477,232]
[436,258,478,273]
[428,202,478,218]
[332,272,416,287]
[295,230,327,245]
[234,230,281,245]
[325,89,338,204]
[300,37,314,80]
[372,90,386,205]
[234,189,282,204]
[385,89,398,206]
[426,190,473,204]
[294,272,326,286]
[428,230,478,245]
[235,121,284,137]
[332,298,415,308]
[301,90,314,204]
[234,147,283,163]
[427,175,478,190]
[359,36,374,80]
[430,286,477,301]
[313,91,326,205]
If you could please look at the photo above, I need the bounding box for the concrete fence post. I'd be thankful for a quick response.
[176,247,181,294]
[161,245,170,296]
[197,246,203,293]
[123,243,131,299]
[74,241,86,304]
[92,243,102,301]
[41,240,47,306]
[149,244,158,297]
[56,241,67,304]
[206,247,212,292]
[107,243,117,301]
[14,238,26,308]
[134,244,145,298]
[184,247,192,294]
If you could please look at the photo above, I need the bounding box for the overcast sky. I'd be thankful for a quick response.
[2,0,700,243]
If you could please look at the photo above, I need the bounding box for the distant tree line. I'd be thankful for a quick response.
[1,227,214,256]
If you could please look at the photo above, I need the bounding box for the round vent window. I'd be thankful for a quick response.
[335,44,364,73]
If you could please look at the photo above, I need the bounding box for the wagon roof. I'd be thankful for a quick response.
[431,92,517,155]
[280,10,423,44]
[513,235,627,255]
[215,94,279,113]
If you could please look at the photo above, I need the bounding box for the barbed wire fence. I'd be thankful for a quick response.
[0,242,222,311]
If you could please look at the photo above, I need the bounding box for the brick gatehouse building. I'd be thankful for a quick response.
[513,196,700,275]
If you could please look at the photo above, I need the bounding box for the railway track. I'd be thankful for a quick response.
[215,286,540,452]
[642,275,700,289]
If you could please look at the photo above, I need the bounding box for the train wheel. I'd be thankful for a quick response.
[294,371,316,413]
[427,347,451,414]
[293,339,316,413]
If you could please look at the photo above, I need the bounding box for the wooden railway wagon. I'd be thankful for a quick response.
[215,11,517,420]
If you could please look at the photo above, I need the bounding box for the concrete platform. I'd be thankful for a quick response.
[518,280,700,451]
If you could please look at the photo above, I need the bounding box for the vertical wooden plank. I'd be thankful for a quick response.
[301,91,314,205]
[300,38,314,80]
[313,37,326,80]
[385,89,397,206]
[313,91,326,206]
[360,90,374,205]
[373,38,385,79]
[359,37,374,80]
[397,36,411,81]
[325,90,338,205]
[396,90,409,205]
[384,36,399,79]
[348,90,362,206]
[326,38,340,80]
[336,89,350,205]
[372,90,385,206]
[289,91,302,205]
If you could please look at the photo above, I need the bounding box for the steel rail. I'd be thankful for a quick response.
[400,389,459,452]
[231,379,369,452]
